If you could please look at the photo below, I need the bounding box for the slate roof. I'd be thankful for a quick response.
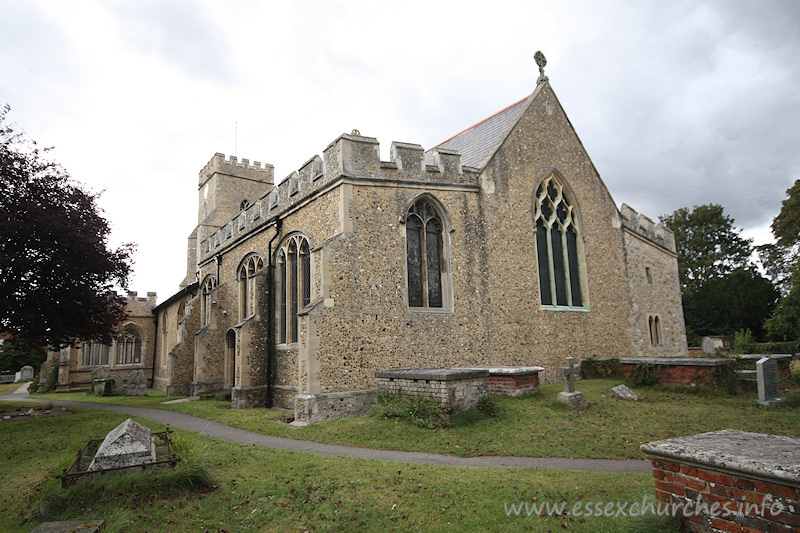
[426,95,530,169]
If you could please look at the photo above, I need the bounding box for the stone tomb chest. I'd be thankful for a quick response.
[375,368,488,411]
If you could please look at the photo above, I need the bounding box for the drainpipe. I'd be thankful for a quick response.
[266,217,282,408]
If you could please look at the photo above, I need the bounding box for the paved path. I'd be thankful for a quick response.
[1,390,652,474]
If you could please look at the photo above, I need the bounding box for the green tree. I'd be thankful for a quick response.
[660,204,753,291]
[682,268,778,338]
[0,340,45,373]
[0,105,134,349]
[764,179,800,339]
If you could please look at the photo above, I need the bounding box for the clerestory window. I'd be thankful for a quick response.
[277,235,311,344]
[238,254,264,320]
[405,197,449,309]
[534,173,585,308]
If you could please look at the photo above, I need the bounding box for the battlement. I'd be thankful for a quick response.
[125,291,158,312]
[198,132,480,261]
[199,152,274,187]
[620,203,676,253]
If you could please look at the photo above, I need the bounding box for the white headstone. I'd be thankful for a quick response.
[18,365,34,381]
[756,357,784,407]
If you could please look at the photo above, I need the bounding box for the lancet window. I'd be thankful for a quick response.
[277,235,311,344]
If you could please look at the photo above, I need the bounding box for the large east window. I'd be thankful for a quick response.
[405,197,447,309]
[277,235,310,344]
[534,173,585,308]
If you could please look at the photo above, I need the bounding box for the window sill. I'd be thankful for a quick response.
[539,305,590,313]
[408,307,453,315]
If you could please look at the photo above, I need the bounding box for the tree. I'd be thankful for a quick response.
[0,340,45,373]
[0,105,134,349]
[660,204,753,291]
[764,179,800,339]
[682,268,778,338]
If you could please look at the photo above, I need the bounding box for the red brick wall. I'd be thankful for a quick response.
[651,457,800,532]
[486,374,539,396]
[622,364,718,386]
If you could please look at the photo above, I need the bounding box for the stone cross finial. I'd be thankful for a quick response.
[534,51,548,84]
[561,357,579,393]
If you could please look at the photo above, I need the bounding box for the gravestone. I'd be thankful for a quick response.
[91,367,114,396]
[756,357,784,407]
[557,357,584,408]
[610,384,640,400]
[701,336,716,354]
[88,418,156,471]
[126,369,147,396]
[17,365,34,382]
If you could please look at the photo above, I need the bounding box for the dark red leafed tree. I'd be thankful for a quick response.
[0,105,134,349]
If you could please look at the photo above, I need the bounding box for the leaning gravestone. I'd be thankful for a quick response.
[126,369,147,396]
[557,357,584,408]
[88,418,155,471]
[756,357,784,407]
[610,384,640,400]
[91,367,114,396]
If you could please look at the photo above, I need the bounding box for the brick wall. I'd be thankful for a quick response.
[486,373,539,396]
[651,457,800,532]
[377,375,487,411]
[621,363,719,386]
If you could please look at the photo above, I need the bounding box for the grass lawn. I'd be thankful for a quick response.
[33,377,800,460]
[0,404,666,532]
[0,381,23,395]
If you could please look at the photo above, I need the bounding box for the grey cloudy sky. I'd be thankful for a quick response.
[1,0,798,302]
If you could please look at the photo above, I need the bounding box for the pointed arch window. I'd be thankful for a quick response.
[238,254,264,320]
[116,328,142,365]
[277,235,311,344]
[201,275,217,326]
[405,197,447,309]
[649,315,662,346]
[534,174,585,308]
[82,340,110,366]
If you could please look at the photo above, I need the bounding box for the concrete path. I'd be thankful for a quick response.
[0,391,652,474]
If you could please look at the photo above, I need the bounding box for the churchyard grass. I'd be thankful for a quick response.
[0,402,660,532]
[31,375,800,460]
[0,382,21,395]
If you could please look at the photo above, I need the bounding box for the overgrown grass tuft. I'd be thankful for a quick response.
[33,436,213,522]
[369,391,499,429]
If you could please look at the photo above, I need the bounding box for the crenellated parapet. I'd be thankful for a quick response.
[198,132,480,260]
[620,203,676,253]
[125,291,158,313]
[199,152,274,187]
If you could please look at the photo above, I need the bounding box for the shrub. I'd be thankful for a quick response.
[580,357,622,379]
[370,391,450,429]
[630,364,658,387]
[732,329,756,354]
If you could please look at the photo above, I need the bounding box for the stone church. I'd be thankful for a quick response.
[45,58,688,421]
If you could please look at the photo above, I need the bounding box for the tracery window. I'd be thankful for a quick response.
[277,235,311,344]
[405,197,445,308]
[82,340,110,366]
[238,254,264,320]
[201,275,217,326]
[533,174,585,308]
[115,328,142,365]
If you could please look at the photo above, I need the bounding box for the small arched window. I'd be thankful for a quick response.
[276,235,311,344]
[201,275,217,326]
[534,173,585,308]
[405,197,446,308]
[116,328,142,365]
[238,254,264,320]
[649,315,662,346]
[82,340,110,366]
